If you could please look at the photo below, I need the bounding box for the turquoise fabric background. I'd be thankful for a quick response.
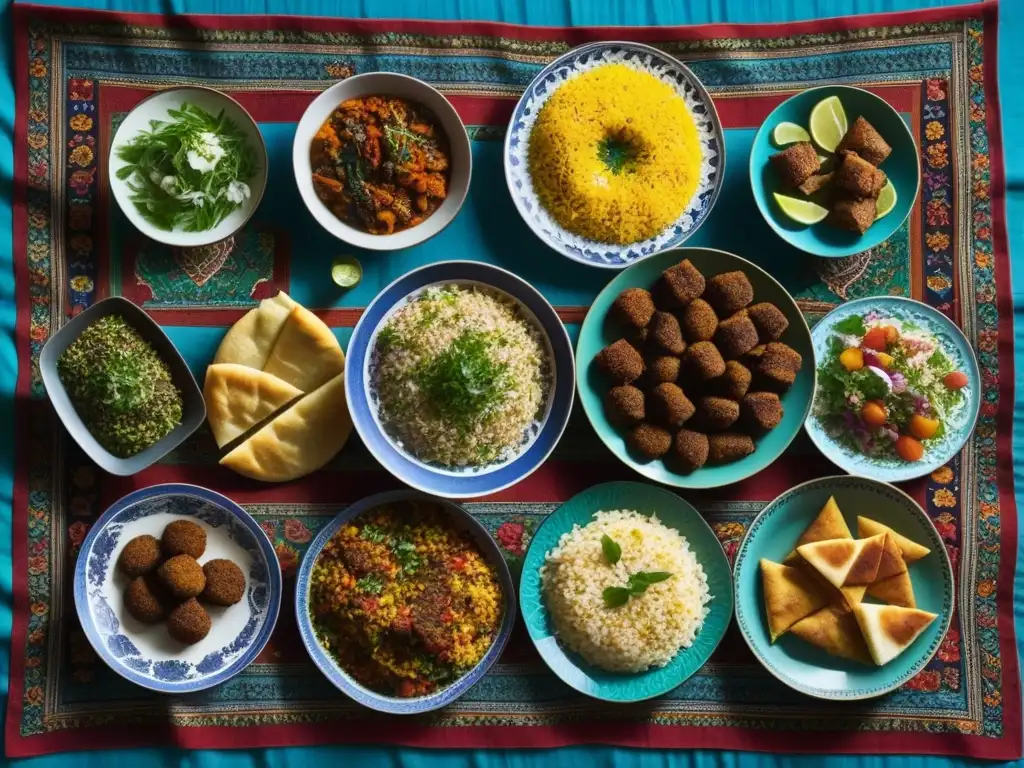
[1,0,1022,765]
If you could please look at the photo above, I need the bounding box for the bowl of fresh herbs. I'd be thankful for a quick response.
[109,86,267,248]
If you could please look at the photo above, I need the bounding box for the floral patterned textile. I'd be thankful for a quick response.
[7,1,1019,760]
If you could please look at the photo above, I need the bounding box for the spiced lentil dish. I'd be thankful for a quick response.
[309,501,504,698]
[310,96,451,235]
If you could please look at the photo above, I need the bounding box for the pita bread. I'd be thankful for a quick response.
[213,292,297,369]
[839,585,868,607]
[220,371,353,482]
[857,516,931,563]
[760,560,832,642]
[784,496,853,564]
[874,533,909,582]
[797,533,886,588]
[789,605,873,665]
[261,306,345,392]
[866,571,917,608]
[853,603,937,665]
[203,364,303,448]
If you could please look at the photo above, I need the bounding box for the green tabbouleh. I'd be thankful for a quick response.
[57,315,183,458]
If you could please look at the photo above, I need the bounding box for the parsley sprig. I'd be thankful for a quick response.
[598,533,672,608]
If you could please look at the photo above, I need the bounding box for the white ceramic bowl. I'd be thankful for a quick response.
[292,72,472,251]
[108,86,268,248]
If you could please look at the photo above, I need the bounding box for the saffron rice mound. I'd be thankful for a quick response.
[527,62,703,245]
[541,510,711,673]
[374,285,550,468]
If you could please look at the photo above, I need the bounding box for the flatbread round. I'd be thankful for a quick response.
[203,363,303,448]
[213,292,297,370]
[261,305,345,393]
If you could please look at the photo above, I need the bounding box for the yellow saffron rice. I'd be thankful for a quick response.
[527,62,703,245]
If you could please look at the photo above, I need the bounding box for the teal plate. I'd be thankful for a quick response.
[577,247,815,489]
[519,481,733,702]
[804,296,981,483]
[733,475,953,700]
[749,85,920,258]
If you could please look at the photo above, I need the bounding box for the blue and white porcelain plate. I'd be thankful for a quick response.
[73,484,281,693]
[346,260,575,498]
[504,41,724,269]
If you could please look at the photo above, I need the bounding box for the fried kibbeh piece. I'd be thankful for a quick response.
[717,360,752,400]
[704,271,754,316]
[645,355,680,385]
[695,396,741,432]
[708,433,756,464]
[649,383,695,428]
[158,554,206,601]
[201,559,246,607]
[828,196,877,234]
[835,151,886,198]
[605,385,645,426]
[714,311,760,359]
[771,142,820,187]
[747,302,789,342]
[837,116,892,166]
[167,598,212,645]
[626,423,673,460]
[672,429,710,472]
[685,341,727,381]
[612,288,656,330]
[680,298,718,343]
[798,172,834,196]
[649,311,686,355]
[596,339,645,384]
[162,519,207,559]
[124,575,169,624]
[662,259,706,306]
[755,342,804,392]
[118,535,162,578]
[742,391,784,432]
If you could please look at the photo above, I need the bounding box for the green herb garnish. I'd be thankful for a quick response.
[384,123,427,165]
[603,571,672,607]
[394,539,422,574]
[834,315,866,336]
[597,133,639,175]
[360,524,389,544]
[601,534,621,565]
[356,573,385,595]
[602,586,631,608]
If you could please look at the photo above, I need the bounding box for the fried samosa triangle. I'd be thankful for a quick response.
[760,559,832,642]
[796,533,886,588]
[856,516,931,563]
[784,496,853,564]
[789,605,873,665]
[866,570,917,609]
[853,603,937,665]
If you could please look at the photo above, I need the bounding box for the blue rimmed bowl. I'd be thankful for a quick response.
[294,489,516,714]
[345,260,574,498]
[733,475,953,700]
[504,41,724,269]
[805,296,981,483]
[73,484,281,694]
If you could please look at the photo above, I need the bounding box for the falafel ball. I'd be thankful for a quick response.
[714,311,760,359]
[681,298,718,343]
[605,385,645,426]
[649,383,695,428]
[707,433,756,464]
[754,342,804,393]
[200,559,246,607]
[747,302,790,342]
[684,341,727,381]
[117,535,162,578]
[162,519,207,559]
[167,598,212,645]
[662,259,706,305]
[649,311,686,355]
[770,142,820,188]
[596,339,645,384]
[717,360,752,400]
[704,271,754,316]
[158,554,206,601]
[645,355,680,385]
[612,288,656,329]
[835,150,886,198]
[742,391,784,432]
[626,423,673,460]
[672,429,710,472]
[695,396,741,431]
[828,195,877,235]
[124,575,169,624]
[837,116,892,166]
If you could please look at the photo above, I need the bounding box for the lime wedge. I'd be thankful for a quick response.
[772,122,811,146]
[809,96,848,152]
[875,180,897,219]
[774,193,830,225]
[331,256,362,288]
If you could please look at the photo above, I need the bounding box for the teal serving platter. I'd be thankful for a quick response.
[519,481,733,702]
[733,475,953,700]
[576,247,815,489]
[749,85,920,258]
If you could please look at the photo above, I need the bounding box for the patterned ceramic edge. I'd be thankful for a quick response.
[293,489,517,714]
[804,296,981,482]
[731,475,954,700]
[72,484,282,693]
[504,41,724,269]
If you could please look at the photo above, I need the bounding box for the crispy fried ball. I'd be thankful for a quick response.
[828,196,877,235]
[680,298,718,343]
[167,598,212,645]
[672,429,710,472]
[707,433,756,464]
[158,554,206,601]
[626,423,673,460]
[742,392,783,432]
[645,355,680,385]
[649,383,695,428]
[714,311,760,359]
[649,311,686,355]
[612,288,656,329]
[605,385,645,427]
[837,116,892,166]
[662,259,706,305]
[124,575,169,624]
[696,396,741,431]
[717,360,752,400]
[596,339,645,384]
[118,535,162,578]
[771,142,820,188]
[747,302,789,342]
[201,559,246,607]
[835,150,886,198]
[704,271,754,316]
[162,520,207,559]
[754,342,804,392]
[684,341,726,381]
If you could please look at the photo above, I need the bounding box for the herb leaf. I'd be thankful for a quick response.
[628,571,672,594]
[360,524,389,545]
[355,573,385,595]
[394,539,422,574]
[601,534,621,565]
[602,586,631,608]
[834,315,866,336]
